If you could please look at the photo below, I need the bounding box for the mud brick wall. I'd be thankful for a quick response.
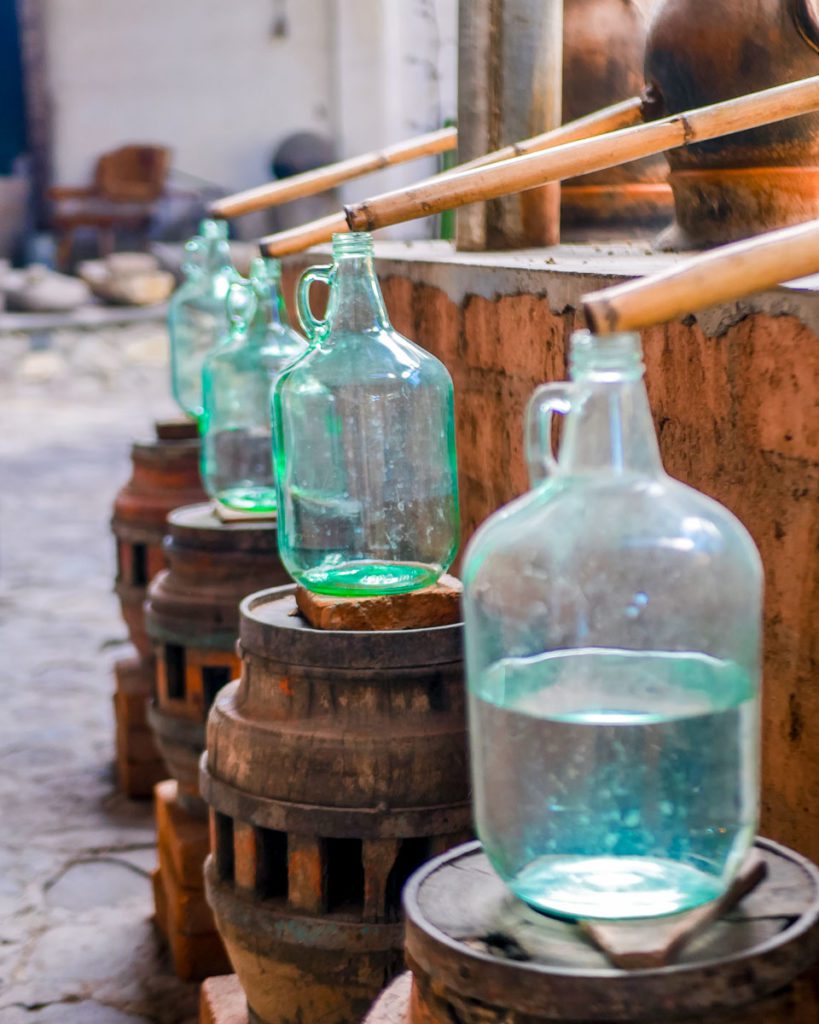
[283,242,819,864]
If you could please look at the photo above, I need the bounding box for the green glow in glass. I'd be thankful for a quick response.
[272,232,460,597]
[463,331,762,921]
[200,258,306,514]
[168,219,235,421]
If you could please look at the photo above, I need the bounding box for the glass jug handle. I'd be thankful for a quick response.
[226,278,257,335]
[297,264,334,340]
[526,383,574,485]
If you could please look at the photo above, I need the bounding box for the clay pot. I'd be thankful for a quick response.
[645,0,819,248]
[562,0,672,237]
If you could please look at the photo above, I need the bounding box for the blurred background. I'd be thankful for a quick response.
[1,0,457,268]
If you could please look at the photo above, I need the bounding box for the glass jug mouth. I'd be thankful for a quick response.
[570,330,645,379]
[332,232,374,258]
[200,218,229,240]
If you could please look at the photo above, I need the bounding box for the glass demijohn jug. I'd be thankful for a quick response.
[200,258,306,513]
[272,232,459,596]
[463,331,762,921]
[168,218,235,422]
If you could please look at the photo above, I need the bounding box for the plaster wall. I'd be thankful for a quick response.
[333,0,458,236]
[40,0,457,238]
[42,0,335,192]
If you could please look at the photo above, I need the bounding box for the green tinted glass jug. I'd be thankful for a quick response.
[200,258,306,514]
[463,331,762,921]
[168,218,235,421]
[272,232,459,596]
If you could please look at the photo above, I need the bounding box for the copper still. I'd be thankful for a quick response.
[562,0,673,236]
[645,0,819,248]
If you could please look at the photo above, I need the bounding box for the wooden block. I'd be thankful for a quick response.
[117,756,166,800]
[363,838,400,922]
[168,926,231,983]
[154,779,211,887]
[146,544,166,579]
[114,655,155,697]
[151,866,168,938]
[199,975,249,1024]
[156,645,240,721]
[582,852,768,969]
[115,689,151,728]
[157,840,214,935]
[288,835,326,914]
[153,844,230,982]
[233,820,258,893]
[116,719,159,762]
[114,657,163,798]
[295,574,463,631]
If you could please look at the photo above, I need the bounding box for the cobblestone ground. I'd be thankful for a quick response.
[0,321,200,1024]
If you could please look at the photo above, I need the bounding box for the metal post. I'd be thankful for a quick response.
[456,0,563,250]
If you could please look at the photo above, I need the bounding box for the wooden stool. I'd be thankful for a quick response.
[113,656,164,798]
[152,779,230,981]
[145,503,288,814]
[111,420,204,662]
[111,420,203,799]
[398,839,819,1023]
[199,975,249,1024]
[201,581,470,1024]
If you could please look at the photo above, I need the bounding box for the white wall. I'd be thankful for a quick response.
[42,0,457,237]
[43,0,334,191]
[332,0,458,236]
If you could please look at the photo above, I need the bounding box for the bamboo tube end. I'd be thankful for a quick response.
[582,294,622,334]
[206,199,231,220]
[344,203,372,233]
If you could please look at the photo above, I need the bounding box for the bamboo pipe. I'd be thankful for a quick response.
[582,218,819,333]
[259,97,644,257]
[209,128,457,219]
[345,76,819,233]
[260,212,349,258]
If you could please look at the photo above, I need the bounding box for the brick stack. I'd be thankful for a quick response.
[152,779,230,981]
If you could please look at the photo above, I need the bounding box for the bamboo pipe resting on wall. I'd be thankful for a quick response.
[582,219,819,332]
[209,128,457,220]
[258,97,645,257]
[344,76,819,233]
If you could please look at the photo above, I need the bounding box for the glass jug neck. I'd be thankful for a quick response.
[202,238,232,276]
[249,262,290,338]
[262,274,290,330]
[327,234,390,334]
[561,334,663,478]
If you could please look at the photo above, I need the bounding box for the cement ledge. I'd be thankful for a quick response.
[286,239,819,338]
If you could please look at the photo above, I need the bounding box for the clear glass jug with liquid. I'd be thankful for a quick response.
[272,232,459,596]
[463,331,762,921]
[200,257,306,513]
[168,218,235,421]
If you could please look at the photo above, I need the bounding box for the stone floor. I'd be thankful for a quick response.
[0,322,199,1023]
